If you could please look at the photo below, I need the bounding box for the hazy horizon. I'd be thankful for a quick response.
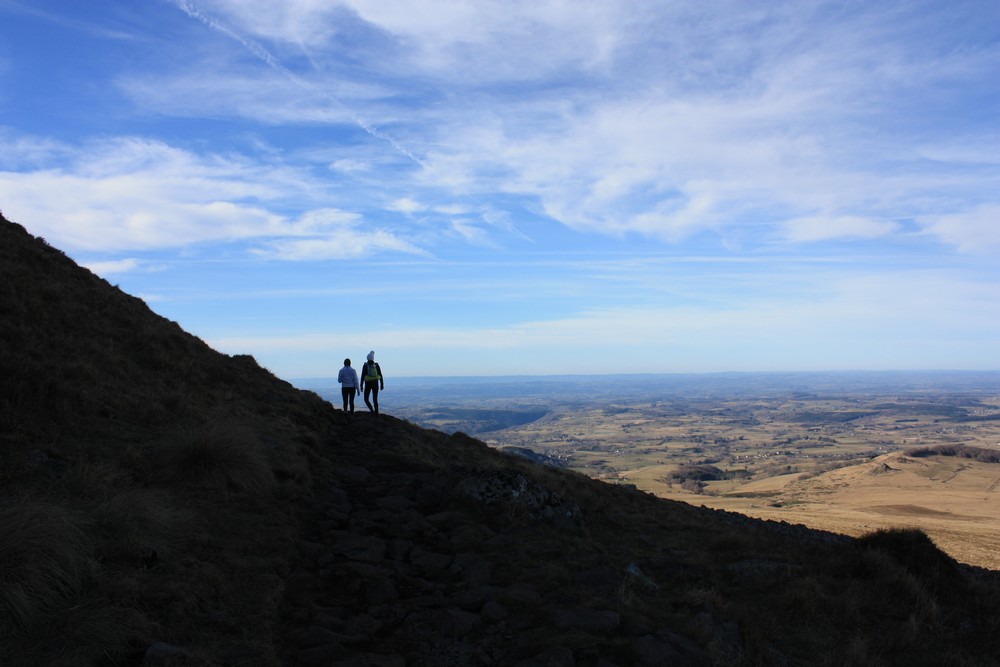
[2,1,997,378]
[293,369,1000,400]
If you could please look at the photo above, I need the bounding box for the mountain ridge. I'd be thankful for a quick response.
[3,211,1000,666]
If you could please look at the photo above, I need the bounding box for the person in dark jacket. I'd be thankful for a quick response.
[361,350,384,416]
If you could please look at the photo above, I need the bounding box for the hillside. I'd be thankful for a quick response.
[3,210,1000,666]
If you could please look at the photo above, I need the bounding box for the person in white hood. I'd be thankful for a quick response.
[361,350,384,416]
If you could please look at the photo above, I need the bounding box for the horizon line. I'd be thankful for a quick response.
[291,368,1000,383]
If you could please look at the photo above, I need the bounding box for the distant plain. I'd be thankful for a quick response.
[300,371,1000,569]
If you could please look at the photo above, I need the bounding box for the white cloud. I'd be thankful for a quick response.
[0,169,285,252]
[329,158,371,173]
[180,0,353,49]
[0,168,284,252]
[0,135,430,258]
[195,0,630,81]
[434,203,473,216]
[253,230,428,260]
[82,258,142,276]
[0,128,71,169]
[917,137,1000,166]
[387,197,425,215]
[784,216,901,243]
[448,219,491,246]
[921,205,1000,253]
[296,208,361,230]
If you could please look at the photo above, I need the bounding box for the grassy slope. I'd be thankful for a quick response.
[0,215,337,665]
[3,212,1000,666]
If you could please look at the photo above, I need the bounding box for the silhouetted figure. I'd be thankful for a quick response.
[361,350,384,416]
[338,358,360,415]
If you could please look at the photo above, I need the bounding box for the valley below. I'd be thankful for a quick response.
[306,371,1000,570]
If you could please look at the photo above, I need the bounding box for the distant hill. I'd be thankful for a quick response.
[3,210,1000,666]
[677,448,1000,571]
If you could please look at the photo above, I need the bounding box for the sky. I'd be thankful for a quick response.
[1,1,998,379]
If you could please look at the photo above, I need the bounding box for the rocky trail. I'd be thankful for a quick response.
[275,413,717,667]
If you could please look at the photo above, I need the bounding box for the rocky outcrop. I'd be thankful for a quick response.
[453,469,583,530]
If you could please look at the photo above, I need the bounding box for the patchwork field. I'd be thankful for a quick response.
[482,392,1000,569]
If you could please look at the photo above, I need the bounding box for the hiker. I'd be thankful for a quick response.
[337,358,360,414]
[361,350,384,416]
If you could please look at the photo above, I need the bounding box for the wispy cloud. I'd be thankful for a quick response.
[388,198,425,215]
[246,4,997,246]
[0,136,422,255]
[81,258,142,276]
[78,1,994,255]
[784,216,902,244]
[921,205,1000,254]
[254,230,429,261]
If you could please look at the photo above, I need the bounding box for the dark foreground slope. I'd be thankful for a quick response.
[2,212,1000,667]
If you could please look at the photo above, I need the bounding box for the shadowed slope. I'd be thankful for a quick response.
[1,214,338,665]
[2,212,1000,666]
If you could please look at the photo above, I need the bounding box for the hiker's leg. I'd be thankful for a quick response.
[341,387,350,412]
[371,385,379,415]
[364,384,375,412]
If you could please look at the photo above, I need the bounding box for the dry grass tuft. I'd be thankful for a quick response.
[90,488,189,563]
[149,423,275,496]
[0,497,92,636]
[54,460,129,499]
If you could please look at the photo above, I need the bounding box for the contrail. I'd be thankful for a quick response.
[483,208,533,243]
[173,0,425,167]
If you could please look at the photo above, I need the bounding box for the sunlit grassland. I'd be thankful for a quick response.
[486,395,1000,569]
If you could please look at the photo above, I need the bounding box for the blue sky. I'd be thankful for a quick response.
[1,1,998,378]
